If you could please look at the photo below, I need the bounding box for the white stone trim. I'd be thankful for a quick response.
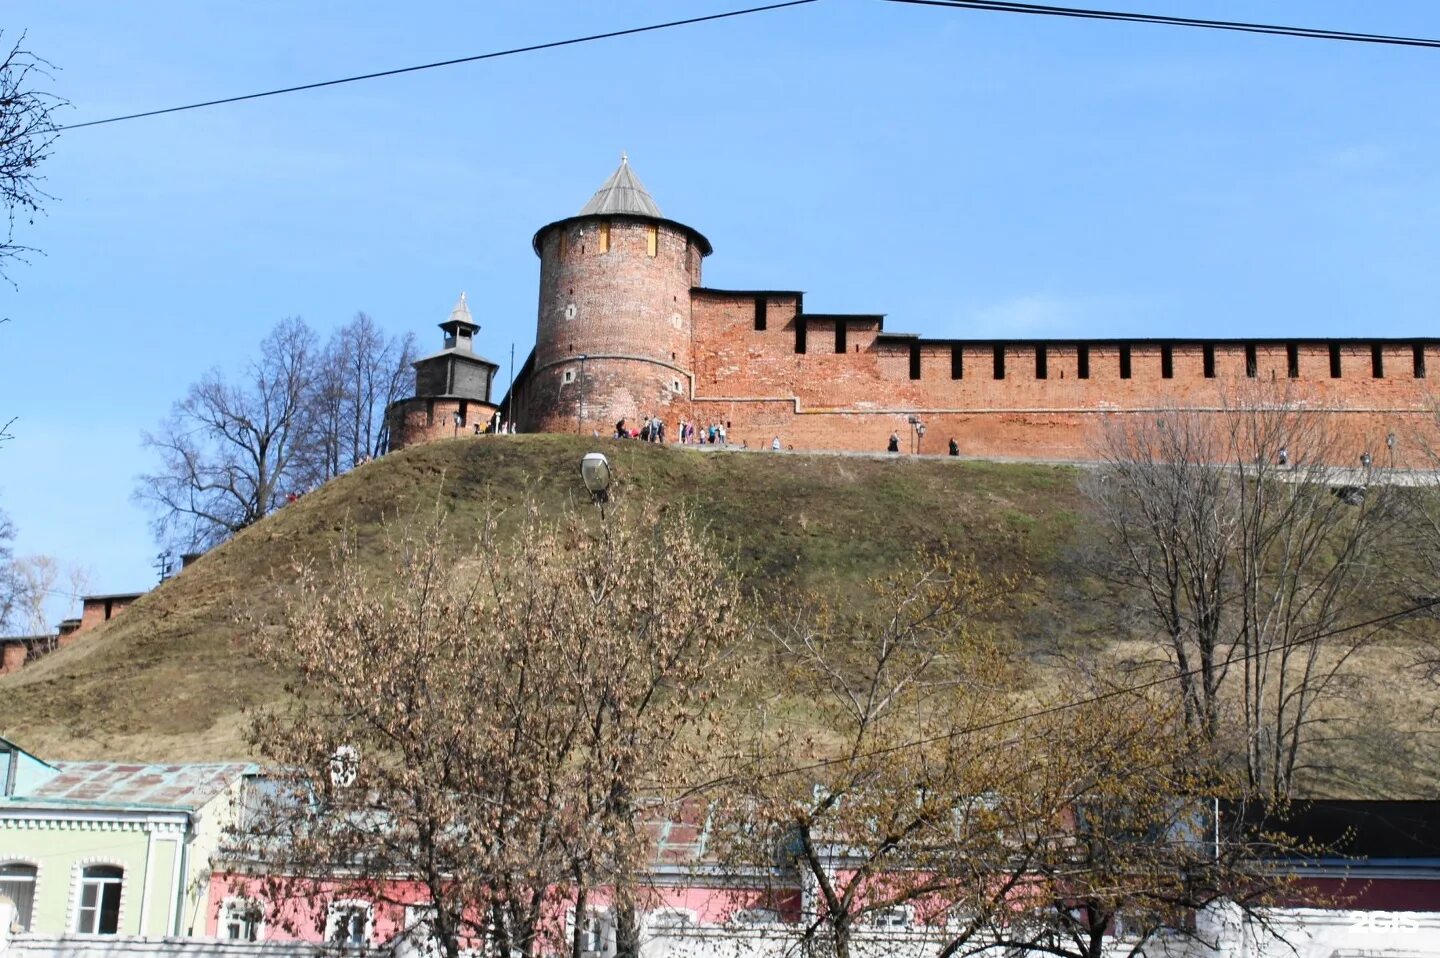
[67,858,128,936]
[0,854,43,933]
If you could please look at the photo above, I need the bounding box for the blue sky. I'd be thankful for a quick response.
[2,0,1439,613]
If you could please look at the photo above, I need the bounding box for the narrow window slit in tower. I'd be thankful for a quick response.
[1118,345,1131,380]
[835,321,847,354]
[754,297,767,331]
[1329,343,1342,378]
[993,345,1006,380]
[909,342,921,380]
[1415,343,1428,379]
[1287,343,1300,379]
[1160,345,1173,380]
[598,223,610,254]
[1203,344,1215,379]
[1077,344,1089,380]
[1371,343,1384,378]
[1245,344,1257,379]
[646,225,658,257]
[951,344,963,380]
[1035,345,1048,380]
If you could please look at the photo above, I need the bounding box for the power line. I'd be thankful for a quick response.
[881,0,1440,50]
[58,0,820,132]
[664,594,1440,795]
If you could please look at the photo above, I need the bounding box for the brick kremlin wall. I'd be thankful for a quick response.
[387,396,501,446]
[677,289,1436,459]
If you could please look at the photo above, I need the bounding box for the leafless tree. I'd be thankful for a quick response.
[137,317,318,550]
[1088,384,1405,799]
[0,31,63,283]
[0,508,22,631]
[230,498,746,958]
[306,312,415,482]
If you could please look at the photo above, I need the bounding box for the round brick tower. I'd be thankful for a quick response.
[524,155,712,436]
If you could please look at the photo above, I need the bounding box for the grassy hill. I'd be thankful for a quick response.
[1,435,1434,796]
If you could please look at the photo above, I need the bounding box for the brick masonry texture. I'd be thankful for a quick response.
[409,210,1437,461]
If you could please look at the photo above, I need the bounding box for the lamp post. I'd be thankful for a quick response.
[581,452,612,520]
[577,354,588,435]
[908,415,925,455]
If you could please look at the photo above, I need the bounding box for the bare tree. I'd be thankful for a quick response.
[1088,384,1404,799]
[230,498,746,958]
[137,317,317,550]
[721,556,1298,958]
[306,313,415,482]
[0,31,63,283]
[0,508,22,630]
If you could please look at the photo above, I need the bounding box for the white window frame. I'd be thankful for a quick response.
[403,904,446,958]
[220,895,265,942]
[730,907,780,926]
[569,906,615,958]
[562,368,577,385]
[865,904,914,929]
[646,907,699,933]
[325,899,373,949]
[73,864,125,935]
[0,860,39,933]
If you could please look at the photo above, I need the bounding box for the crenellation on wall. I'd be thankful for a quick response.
[463,161,1440,459]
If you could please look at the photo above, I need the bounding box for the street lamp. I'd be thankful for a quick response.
[581,452,612,518]
[907,415,925,455]
[577,354,588,435]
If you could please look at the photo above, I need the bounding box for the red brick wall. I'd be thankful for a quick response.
[519,217,705,436]
[0,643,27,675]
[680,293,1435,459]
[386,397,501,451]
[76,595,138,634]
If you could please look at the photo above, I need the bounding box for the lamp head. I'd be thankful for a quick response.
[580,452,612,500]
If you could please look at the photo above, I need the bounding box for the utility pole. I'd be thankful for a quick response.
[507,342,515,428]
[577,354,588,434]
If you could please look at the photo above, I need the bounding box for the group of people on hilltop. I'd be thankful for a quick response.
[614,417,733,446]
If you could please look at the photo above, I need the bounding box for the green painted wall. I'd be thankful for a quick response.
[0,826,150,934]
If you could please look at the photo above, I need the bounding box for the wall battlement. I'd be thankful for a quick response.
[413,158,1437,461]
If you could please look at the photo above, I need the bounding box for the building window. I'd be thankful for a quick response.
[795,317,807,354]
[646,225,658,257]
[221,897,264,942]
[1076,344,1089,380]
[1371,343,1385,378]
[1245,344,1258,379]
[1329,343,1342,378]
[1287,343,1300,379]
[0,863,37,932]
[1202,344,1216,379]
[598,223,610,254]
[1118,345,1131,380]
[1160,345,1173,380]
[866,905,914,928]
[950,344,963,380]
[326,901,373,949]
[993,345,1006,380]
[835,321,847,354]
[562,368,576,385]
[671,379,683,394]
[1035,345,1048,380]
[909,342,921,380]
[754,297,767,331]
[1415,343,1428,379]
[75,865,123,935]
[574,908,614,958]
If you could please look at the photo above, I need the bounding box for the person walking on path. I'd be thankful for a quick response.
[887,432,900,453]
[948,437,959,456]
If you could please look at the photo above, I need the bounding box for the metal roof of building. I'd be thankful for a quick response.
[3,761,254,813]
[578,153,663,218]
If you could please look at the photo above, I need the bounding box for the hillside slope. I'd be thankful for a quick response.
[1,435,1433,796]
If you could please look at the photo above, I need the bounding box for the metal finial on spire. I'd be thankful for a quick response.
[620,150,628,164]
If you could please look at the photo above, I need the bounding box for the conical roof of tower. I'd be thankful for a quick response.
[578,153,663,218]
[448,292,473,327]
